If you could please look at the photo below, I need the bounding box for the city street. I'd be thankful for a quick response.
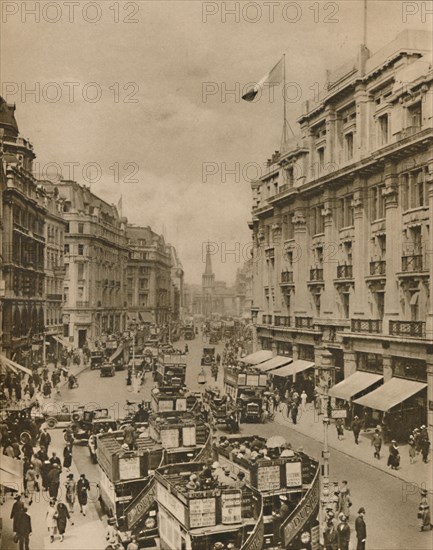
[36,335,431,550]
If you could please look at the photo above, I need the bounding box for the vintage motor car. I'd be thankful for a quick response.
[90,350,104,370]
[64,408,117,444]
[100,362,115,377]
[201,346,215,366]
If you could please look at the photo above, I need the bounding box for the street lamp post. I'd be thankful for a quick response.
[317,349,335,543]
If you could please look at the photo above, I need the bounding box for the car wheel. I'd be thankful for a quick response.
[20,431,32,445]
[46,417,58,429]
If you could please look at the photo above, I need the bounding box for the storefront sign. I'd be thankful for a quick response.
[285,462,302,487]
[119,456,140,480]
[126,480,155,530]
[282,469,320,545]
[331,409,347,419]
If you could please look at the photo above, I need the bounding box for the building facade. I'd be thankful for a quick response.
[125,225,172,325]
[250,31,433,434]
[51,180,129,348]
[41,183,67,348]
[0,98,46,365]
[168,244,184,321]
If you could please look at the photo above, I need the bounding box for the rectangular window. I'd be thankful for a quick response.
[342,292,350,319]
[345,132,354,160]
[371,185,385,220]
[64,244,70,254]
[317,147,325,172]
[78,223,84,234]
[77,263,84,280]
[357,352,383,374]
[378,114,389,146]
[408,101,422,129]
[338,195,354,229]
[78,244,84,256]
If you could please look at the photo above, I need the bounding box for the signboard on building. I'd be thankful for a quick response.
[331,409,347,419]
[285,462,302,487]
[159,400,174,412]
[182,426,196,446]
[118,456,140,480]
[176,398,187,411]
[161,428,179,448]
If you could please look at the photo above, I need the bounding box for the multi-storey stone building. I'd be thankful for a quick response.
[49,180,129,348]
[250,31,433,436]
[0,98,46,365]
[125,225,172,325]
[40,183,67,348]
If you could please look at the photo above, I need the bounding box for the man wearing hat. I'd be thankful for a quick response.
[323,518,338,550]
[337,513,351,550]
[351,416,362,445]
[278,495,289,519]
[355,508,367,550]
[10,493,25,536]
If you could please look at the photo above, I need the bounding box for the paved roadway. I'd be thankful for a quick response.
[53,334,430,550]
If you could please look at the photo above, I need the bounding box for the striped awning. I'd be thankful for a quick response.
[239,350,273,366]
[255,355,293,372]
[329,371,383,401]
[353,378,427,412]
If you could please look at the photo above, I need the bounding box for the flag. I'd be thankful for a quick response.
[242,57,284,102]
[117,195,123,217]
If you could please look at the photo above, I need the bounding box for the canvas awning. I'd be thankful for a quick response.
[52,335,72,348]
[0,455,23,490]
[269,360,315,377]
[329,371,383,401]
[0,354,32,375]
[255,355,293,372]
[239,350,273,365]
[353,378,427,412]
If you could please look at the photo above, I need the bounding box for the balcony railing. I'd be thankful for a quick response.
[351,319,382,334]
[275,315,291,327]
[262,315,273,325]
[337,264,353,279]
[295,316,313,329]
[309,268,323,281]
[389,320,425,338]
[47,294,63,301]
[402,255,423,272]
[369,260,386,276]
[281,271,294,284]
[76,301,90,308]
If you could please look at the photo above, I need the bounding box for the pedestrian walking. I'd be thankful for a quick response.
[351,416,362,445]
[290,403,298,425]
[387,440,400,470]
[336,418,344,440]
[418,489,432,532]
[300,390,308,412]
[15,505,32,550]
[371,428,382,459]
[338,481,352,519]
[409,435,417,464]
[50,452,62,469]
[337,513,351,550]
[48,464,61,499]
[323,519,338,550]
[64,474,76,513]
[63,444,73,471]
[56,500,72,542]
[355,507,367,550]
[46,499,58,543]
[11,494,25,534]
[420,426,430,463]
[40,429,51,453]
[24,466,37,506]
[77,473,90,515]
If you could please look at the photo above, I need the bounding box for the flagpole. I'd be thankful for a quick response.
[363,0,367,47]
[283,53,287,146]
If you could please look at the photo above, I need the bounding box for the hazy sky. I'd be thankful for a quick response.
[2,0,431,283]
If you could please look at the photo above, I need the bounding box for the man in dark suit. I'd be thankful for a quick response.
[355,507,367,550]
[10,494,25,534]
[15,505,32,550]
[337,513,351,550]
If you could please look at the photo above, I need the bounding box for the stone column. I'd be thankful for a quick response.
[354,83,369,160]
[382,355,393,382]
[383,161,401,335]
[321,192,338,319]
[325,106,337,165]
[292,343,299,361]
[426,361,433,443]
[292,210,309,317]
[352,181,368,315]
[426,160,433,340]
[343,349,356,378]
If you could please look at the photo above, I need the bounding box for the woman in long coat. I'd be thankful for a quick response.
[25,465,37,505]
[56,501,72,542]
[45,499,58,543]
[63,444,73,471]
[64,474,76,513]
[387,440,400,470]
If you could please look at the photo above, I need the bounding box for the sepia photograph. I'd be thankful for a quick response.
[0,0,432,549]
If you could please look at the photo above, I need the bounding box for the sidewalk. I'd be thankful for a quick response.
[274,405,433,492]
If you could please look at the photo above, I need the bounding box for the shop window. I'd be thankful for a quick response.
[356,352,383,374]
[298,344,315,361]
[392,356,426,382]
